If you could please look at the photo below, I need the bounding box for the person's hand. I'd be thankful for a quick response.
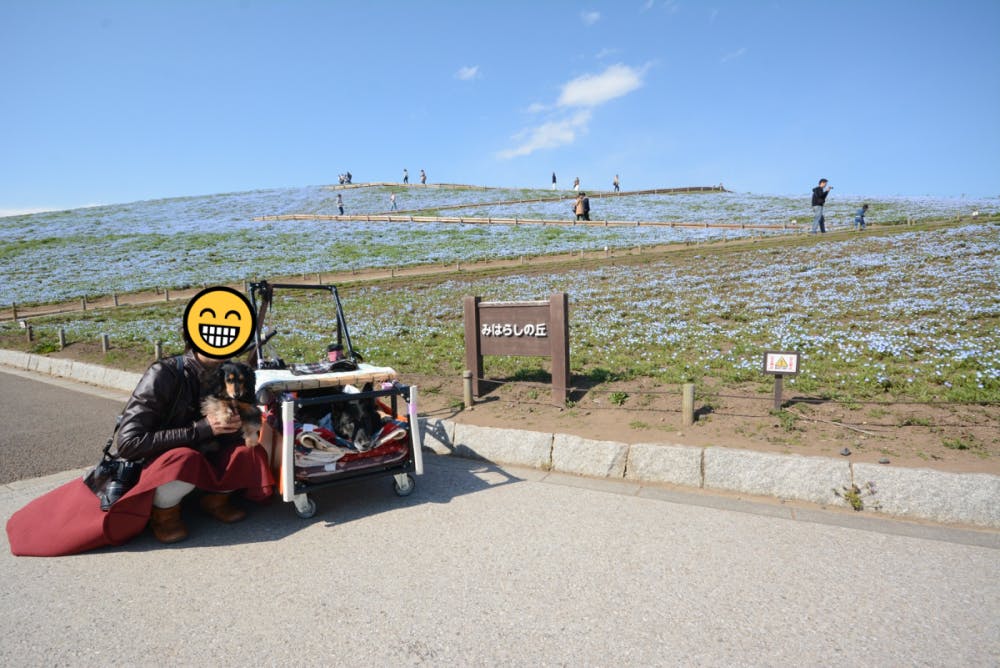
[207,409,242,435]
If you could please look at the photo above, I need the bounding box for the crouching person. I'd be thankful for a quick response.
[7,288,273,556]
[116,346,263,543]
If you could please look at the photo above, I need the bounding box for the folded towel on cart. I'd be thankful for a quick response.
[288,359,359,375]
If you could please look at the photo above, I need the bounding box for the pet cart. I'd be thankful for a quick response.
[248,281,423,518]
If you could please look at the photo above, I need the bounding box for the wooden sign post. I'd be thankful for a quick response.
[762,350,801,411]
[464,293,570,405]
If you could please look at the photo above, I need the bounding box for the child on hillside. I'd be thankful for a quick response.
[854,203,869,230]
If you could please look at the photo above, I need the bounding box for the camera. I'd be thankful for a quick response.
[98,459,143,511]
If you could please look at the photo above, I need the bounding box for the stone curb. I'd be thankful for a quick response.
[421,418,1000,528]
[0,349,141,393]
[3,351,997,528]
[852,463,1000,527]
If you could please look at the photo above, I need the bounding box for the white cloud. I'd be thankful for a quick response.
[499,63,647,159]
[455,65,480,81]
[580,10,600,25]
[720,47,746,63]
[498,111,592,159]
[642,0,679,12]
[557,63,645,108]
[499,63,646,159]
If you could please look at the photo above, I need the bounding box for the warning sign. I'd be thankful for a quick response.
[762,351,801,376]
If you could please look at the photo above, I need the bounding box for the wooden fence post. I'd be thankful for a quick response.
[463,370,474,410]
[681,383,695,427]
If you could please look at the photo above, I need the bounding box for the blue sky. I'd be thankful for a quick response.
[2,0,998,214]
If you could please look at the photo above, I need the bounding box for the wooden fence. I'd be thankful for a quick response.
[253,212,788,231]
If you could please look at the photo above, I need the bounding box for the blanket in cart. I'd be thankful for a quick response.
[6,443,275,557]
[293,422,409,482]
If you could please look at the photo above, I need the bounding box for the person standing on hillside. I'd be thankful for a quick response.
[390,193,397,211]
[420,169,426,185]
[336,194,344,215]
[403,169,409,184]
[552,172,557,190]
[574,193,591,221]
[613,174,620,192]
[573,176,580,192]
[811,178,832,233]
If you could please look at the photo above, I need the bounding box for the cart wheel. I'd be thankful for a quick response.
[393,474,415,497]
[293,494,317,519]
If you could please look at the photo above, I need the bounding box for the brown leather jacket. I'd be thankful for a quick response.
[115,350,215,461]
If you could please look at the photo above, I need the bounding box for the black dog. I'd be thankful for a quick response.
[199,361,262,450]
[331,383,383,452]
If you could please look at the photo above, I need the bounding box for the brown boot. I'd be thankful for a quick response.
[149,504,188,544]
[199,493,247,523]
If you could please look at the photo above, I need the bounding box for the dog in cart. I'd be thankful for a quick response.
[245,280,423,518]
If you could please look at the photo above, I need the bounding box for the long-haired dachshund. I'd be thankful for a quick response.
[199,361,262,449]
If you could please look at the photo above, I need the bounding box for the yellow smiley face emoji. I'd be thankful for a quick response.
[183,287,256,359]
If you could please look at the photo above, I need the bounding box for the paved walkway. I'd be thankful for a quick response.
[1,370,998,665]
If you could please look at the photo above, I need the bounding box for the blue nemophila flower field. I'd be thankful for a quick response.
[1,185,995,306]
[2,185,997,409]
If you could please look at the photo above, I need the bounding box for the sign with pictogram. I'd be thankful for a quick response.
[762,351,801,375]
[762,350,801,411]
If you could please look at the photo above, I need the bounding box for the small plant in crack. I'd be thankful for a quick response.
[833,481,881,512]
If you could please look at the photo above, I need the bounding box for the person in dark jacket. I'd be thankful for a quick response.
[117,347,254,543]
[811,178,832,233]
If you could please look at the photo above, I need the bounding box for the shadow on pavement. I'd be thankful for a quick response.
[97,453,522,553]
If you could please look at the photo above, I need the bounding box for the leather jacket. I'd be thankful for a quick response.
[115,350,215,461]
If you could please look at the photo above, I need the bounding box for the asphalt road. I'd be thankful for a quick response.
[1,369,998,666]
[0,368,129,483]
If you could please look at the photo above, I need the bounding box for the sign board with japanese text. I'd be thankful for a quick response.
[464,293,570,405]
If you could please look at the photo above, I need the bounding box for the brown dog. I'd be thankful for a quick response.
[200,361,262,449]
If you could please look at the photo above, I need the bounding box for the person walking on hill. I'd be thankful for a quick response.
[552,172,557,190]
[403,169,409,185]
[613,174,620,192]
[336,194,344,215]
[390,193,397,211]
[811,178,832,233]
[420,169,426,185]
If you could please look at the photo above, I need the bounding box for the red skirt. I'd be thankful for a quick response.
[6,444,275,557]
